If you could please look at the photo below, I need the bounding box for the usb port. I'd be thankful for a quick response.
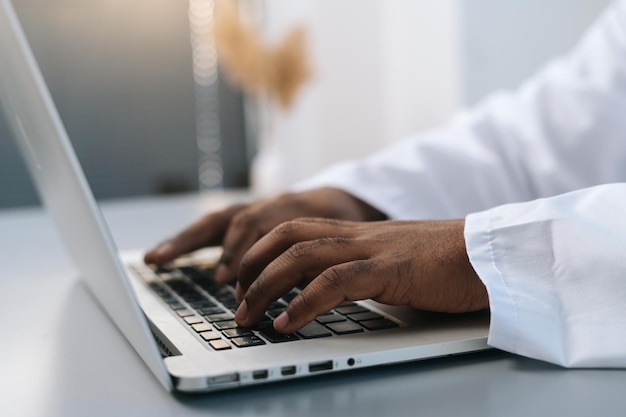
[252,370,268,380]
[308,360,333,373]
[281,366,296,376]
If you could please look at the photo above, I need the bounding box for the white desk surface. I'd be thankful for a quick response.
[1,191,624,417]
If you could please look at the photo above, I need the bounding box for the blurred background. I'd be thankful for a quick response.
[0,0,611,208]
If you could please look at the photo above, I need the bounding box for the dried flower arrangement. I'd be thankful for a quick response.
[213,0,311,109]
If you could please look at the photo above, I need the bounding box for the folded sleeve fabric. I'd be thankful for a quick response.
[295,0,626,366]
[465,185,626,367]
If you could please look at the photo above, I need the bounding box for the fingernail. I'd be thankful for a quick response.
[235,299,248,322]
[274,311,290,332]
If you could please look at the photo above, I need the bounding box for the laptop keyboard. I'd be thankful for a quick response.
[137,263,399,351]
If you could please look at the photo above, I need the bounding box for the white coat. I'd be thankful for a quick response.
[296,0,626,367]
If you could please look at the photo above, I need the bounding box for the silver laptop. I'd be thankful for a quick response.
[0,0,489,393]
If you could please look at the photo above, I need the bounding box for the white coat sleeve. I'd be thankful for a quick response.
[462,1,626,368]
[294,0,626,367]
[465,184,626,367]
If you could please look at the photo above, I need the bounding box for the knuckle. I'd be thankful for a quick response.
[285,241,312,262]
[317,260,376,298]
[273,220,300,237]
[319,267,346,291]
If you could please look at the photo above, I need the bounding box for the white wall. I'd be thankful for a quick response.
[460,0,610,105]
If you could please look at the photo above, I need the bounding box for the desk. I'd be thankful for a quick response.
[1,192,624,417]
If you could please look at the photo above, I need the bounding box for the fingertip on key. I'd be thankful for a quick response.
[235,299,248,323]
[145,242,173,264]
[273,311,290,333]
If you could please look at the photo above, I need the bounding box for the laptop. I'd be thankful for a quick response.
[0,0,490,393]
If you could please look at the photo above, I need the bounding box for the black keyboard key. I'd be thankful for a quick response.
[167,301,186,310]
[214,287,235,301]
[267,300,286,310]
[326,321,364,335]
[209,339,232,350]
[154,265,172,275]
[196,281,218,293]
[217,296,237,307]
[231,335,266,348]
[267,307,287,318]
[222,303,240,313]
[171,292,205,304]
[297,322,332,339]
[315,313,346,324]
[163,278,191,290]
[280,290,299,303]
[213,320,238,330]
[197,306,227,316]
[179,265,215,282]
[189,300,218,309]
[258,326,300,343]
[216,293,239,311]
[205,313,235,323]
[223,328,254,338]
[338,301,357,307]
[335,304,370,315]
[347,311,383,322]
[250,315,274,330]
[360,319,399,331]
[181,292,206,303]
[148,282,169,296]
[161,294,178,304]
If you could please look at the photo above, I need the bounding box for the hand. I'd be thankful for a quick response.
[143,188,386,289]
[234,218,488,333]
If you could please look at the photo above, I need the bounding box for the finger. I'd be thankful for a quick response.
[235,235,368,327]
[237,218,358,293]
[214,207,274,284]
[274,259,381,333]
[213,202,338,285]
[144,204,244,265]
[211,198,297,284]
